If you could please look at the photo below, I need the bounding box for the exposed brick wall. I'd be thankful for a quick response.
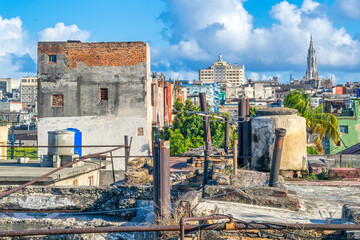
[38,44,66,55]
[38,41,147,68]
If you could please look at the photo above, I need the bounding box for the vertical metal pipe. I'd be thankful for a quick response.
[242,121,250,168]
[180,219,185,240]
[245,98,250,117]
[237,99,244,166]
[153,140,160,221]
[269,128,287,187]
[10,125,14,159]
[224,116,230,154]
[124,136,129,172]
[160,140,170,220]
[199,93,212,189]
[153,140,170,239]
[233,140,238,175]
[110,151,115,183]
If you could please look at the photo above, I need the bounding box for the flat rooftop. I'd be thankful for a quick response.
[0,159,108,184]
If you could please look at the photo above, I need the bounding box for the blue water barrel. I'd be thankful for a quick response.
[66,128,82,156]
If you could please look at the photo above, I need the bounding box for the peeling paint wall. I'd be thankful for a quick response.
[37,41,152,170]
[251,114,307,171]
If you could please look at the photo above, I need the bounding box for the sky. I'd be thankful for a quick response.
[0,0,359,84]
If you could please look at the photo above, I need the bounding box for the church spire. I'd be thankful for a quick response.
[306,34,318,80]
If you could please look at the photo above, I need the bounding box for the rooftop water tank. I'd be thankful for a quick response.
[48,130,75,156]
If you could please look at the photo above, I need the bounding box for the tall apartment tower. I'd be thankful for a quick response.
[199,54,245,86]
[306,35,319,80]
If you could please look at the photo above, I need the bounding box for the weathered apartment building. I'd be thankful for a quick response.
[37,41,152,170]
[21,76,38,107]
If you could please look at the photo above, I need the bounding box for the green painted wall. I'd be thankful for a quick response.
[325,99,360,154]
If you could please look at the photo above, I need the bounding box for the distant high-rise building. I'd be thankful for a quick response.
[199,54,245,86]
[21,76,37,106]
[306,35,319,80]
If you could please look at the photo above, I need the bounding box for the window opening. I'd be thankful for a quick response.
[100,88,108,101]
[48,55,57,63]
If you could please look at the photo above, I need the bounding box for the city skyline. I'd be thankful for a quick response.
[0,0,359,83]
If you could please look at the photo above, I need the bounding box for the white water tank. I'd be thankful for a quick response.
[48,130,75,155]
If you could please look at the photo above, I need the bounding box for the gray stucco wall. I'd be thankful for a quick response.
[37,42,152,169]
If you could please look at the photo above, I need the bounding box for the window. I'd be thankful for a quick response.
[100,88,108,100]
[48,55,57,63]
[340,125,348,134]
[73,179,78,186]
[51,94,63,107]
[21,79,27,83]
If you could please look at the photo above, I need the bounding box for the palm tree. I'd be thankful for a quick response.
[284,89,339,154]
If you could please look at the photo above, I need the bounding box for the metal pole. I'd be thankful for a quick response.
[3,222,360,237]
[242,121,250,169]
[160,140,170,221]
[11,124,15,159]
[153,140,160,223]
[269,128,287,187]
[199,92,212,189]
[224,116,230,154]
[237,98,246,167]
[124,136,129,172]
[110,151,115,183]
[233,140,238,175]
[153,140,170,239]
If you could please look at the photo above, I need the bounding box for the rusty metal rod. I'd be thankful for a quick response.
[1,223,360,237]
[0,147,123,198]
[0,145,127,148]
[180,215,233,240]
[269,128,287,188]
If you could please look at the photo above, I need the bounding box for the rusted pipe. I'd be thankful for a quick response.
[199,92,212,190]
[224,116,230,154]
[0,145,127,148]
[0,147,124,198]
[232,140,238,175]
[124,136,129,172]
[180,215,233,240]
[269,128,287,187]
[1,222,360,237]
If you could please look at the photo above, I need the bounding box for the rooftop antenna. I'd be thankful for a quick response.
[259,56,262,81]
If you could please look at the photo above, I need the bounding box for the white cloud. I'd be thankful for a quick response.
[301,0,320,13]
[270,1,301,26]
[0,16,35,78]
[155,0,360,82]
[165,70,198,81]
[336,0,360,19]
[39,23,90,42]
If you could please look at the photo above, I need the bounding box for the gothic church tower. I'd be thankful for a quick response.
[306,34,319,80]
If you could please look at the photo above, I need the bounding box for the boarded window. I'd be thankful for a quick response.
[51,94,63,107]
[88,176,94,186]
[48,55,57,63]
[73,179,78,186]
[137,127,144,136]
[100,88,108,100]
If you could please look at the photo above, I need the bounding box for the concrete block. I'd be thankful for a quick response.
[17,157,30,164]
[40,155,53,167]
[204,185,300,211]
[328,168,360,179]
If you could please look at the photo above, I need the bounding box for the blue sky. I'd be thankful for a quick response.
[0,0,359,84]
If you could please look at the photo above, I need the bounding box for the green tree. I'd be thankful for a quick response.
[161,99,236,155]
[284,89,340,154]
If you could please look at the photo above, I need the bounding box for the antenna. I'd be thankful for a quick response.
[259,57,262,81]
